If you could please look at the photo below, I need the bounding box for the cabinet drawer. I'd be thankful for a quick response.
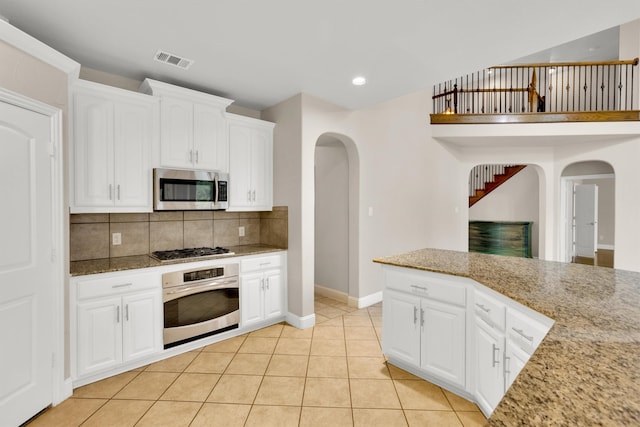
[384,268,466,307]
[241,254,282,272]
[474,291,506,331]
[76,272,159,300]
[506,308,551,354]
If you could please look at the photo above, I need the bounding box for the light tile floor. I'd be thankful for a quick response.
[25,296,487,427]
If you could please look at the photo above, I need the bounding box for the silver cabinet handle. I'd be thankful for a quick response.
[189,150,193,163]
[266,277,270,290]
[112,283,133,289]
[259,262,271,266]
[125,304,129,321]
[492,343,500,368]
[116,184,121,200]
[420,308,425,327]
[413,306,418,325]
[116,305,120,323]
[410,284,427,292]
[261,278,265,291]
[504,355,511,389]
[512,327,534,342]
[195,150,199,163]
[476,303,491,313]
[252,190,256,201]
[247,190,252,202]
[109,184,113,200]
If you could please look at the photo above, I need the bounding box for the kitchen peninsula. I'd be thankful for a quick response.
[374,248,640,426]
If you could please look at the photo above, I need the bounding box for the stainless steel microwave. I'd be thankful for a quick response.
[154,168,229,210]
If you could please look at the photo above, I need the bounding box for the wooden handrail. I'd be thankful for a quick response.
[489,58,639,69]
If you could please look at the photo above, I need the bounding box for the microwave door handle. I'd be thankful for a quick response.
[214,174,219,204]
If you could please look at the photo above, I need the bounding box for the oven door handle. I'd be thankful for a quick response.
[165,279,238,296]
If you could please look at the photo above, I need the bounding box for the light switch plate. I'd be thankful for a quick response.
[239,226,245,237]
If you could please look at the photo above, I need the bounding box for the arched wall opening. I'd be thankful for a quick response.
[313,132,360,305]
[467,164,542,258]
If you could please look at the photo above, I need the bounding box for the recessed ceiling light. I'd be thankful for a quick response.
[352,76,367,86]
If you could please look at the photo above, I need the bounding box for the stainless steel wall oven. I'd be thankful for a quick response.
[162,263,239,348]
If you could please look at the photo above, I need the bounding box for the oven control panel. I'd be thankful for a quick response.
[183,267,224,282]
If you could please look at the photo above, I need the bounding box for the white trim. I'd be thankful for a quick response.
[286,312,316,329]
[561,173,615,180]
[348,291,383,309]
[597,244,615,251]
[0,19,80,79]
[314,284,348,304]
[0,88,67,407]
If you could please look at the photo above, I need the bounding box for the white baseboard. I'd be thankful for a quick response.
[597,245,614,251]
[286,312,315,329]
[314,284,349,303]
[348,291,383,309]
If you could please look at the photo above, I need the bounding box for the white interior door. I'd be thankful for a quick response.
[574,184,598,258]
[0,99,54,426]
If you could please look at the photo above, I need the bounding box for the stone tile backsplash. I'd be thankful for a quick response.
[70,206,288,261]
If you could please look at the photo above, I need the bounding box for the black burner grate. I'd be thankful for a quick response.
[151,246,231,261]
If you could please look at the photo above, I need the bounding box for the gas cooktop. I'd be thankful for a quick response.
[150,247,234,262]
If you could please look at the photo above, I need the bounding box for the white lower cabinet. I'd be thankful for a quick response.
[73,272,162,378]
[381,265,553,418]
[382,268,467,388]
[240,254,286,328]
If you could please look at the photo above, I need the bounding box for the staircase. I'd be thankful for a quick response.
[469,164,527,207]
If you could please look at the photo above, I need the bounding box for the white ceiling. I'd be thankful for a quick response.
[1,0,639,110]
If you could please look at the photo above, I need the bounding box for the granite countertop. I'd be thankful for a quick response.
[70,245,286,276]
[373,248,640,426]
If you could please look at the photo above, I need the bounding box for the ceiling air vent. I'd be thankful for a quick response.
[154,50,194,70]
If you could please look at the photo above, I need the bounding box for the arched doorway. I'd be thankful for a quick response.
[314,133,359,305]
[560,161,615,267]
[468,164,541,258]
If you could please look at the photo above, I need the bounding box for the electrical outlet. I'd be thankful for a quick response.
[239,226,245,237]
[112,232,122,245]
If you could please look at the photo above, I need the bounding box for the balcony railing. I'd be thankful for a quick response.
[432,58,640,123]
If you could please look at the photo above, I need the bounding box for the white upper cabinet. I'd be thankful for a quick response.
[227,113,274,211]
[140,78,232,172]
[71,80,158,213]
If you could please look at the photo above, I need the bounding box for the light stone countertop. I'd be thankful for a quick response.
[70,245,286,276]
[373,248,640,426]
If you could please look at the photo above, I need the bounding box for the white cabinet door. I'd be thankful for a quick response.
[475,318,505,414]
[263,270,283,320]
[241,272,264,327]
[250,127,272,210]
[193,103,228,172]
[114,100,153,208]
[382,289,421,366]
[504,340,529,391]
[76,297,122,376]
[73,92,115,207]
[228,117,274,211]
[421,299,466,388]
[122,291,161,362]
[160,97,194,168]
[229,123,253,209]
